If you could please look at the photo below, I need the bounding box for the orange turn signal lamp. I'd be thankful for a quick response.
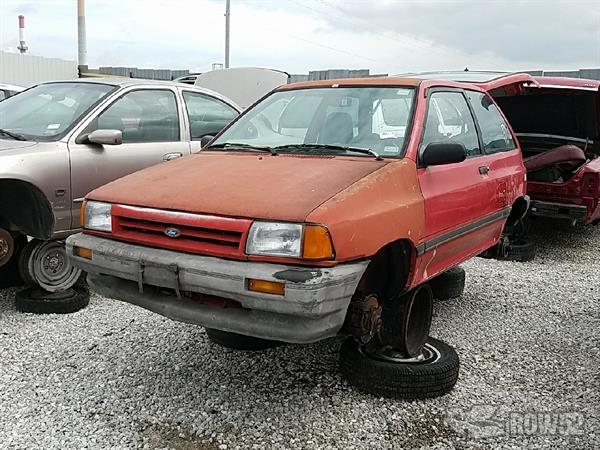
[302,224,334,260]
[74,246,93,260]
[247,278,285,296]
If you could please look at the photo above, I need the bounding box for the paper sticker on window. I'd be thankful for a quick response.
[121,117,140,129]
[47,123,60,130]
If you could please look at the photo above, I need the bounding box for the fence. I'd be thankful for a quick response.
[0,51,78,87]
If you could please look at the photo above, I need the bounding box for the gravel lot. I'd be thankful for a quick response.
[1,220,598,450]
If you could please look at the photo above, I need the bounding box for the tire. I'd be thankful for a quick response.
[429,266,465,300]
[505,240,536,262]
[339,336,460,400]
[18,239,83,293]
[0,235,26,289]
[205,328,283,351]
[15,285,90,314]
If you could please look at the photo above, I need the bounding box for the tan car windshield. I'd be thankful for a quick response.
[0,82,115,141]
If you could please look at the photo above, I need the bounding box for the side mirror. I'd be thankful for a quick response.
[200,135,215,148]
[88,129,123,145]
[422,142,466,167]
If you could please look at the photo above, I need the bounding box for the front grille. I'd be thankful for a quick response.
[111,204,252,258]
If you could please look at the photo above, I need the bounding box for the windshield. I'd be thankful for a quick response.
[211,86,415,157]
[0,82,116,141]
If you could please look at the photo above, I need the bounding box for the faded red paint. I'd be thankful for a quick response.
[84,77,526,286]
[88,152,388,223]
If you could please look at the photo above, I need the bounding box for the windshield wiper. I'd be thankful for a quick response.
[0,128,27,141]
[273,143,383,160]
[206,142,278,156]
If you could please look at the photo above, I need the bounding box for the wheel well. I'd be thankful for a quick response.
[506,195,530,226]
[0,179,54,239]
[359,239,415,300]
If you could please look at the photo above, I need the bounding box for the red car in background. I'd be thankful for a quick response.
[481,73,599,226]
[420,72,600,228]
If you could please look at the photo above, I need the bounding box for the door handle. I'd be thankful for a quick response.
[162,152,183,161]
[479,165,490,175]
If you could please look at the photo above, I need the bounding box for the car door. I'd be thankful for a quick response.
[414,89,505,280]
[181,89,240,153]
[464,89,523,212]
[68,87,190,227]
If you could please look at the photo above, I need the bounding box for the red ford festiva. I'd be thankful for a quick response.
[68,76,528,399]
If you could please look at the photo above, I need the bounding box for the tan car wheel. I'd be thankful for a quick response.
[0,228,15,267]
[19,239,83,293]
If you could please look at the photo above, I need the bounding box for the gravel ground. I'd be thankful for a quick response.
[1,220,598,450]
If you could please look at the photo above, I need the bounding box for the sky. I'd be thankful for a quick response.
[0,0,599,75]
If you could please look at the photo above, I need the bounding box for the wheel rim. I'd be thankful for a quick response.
[0,229,14,266]
[29,241,81,292]
[403,286,433,356]
[361,341,441,365]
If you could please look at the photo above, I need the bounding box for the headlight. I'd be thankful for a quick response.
[246,222,334,259]
[82,201,112,232]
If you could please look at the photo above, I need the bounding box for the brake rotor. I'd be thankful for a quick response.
[0,229,14,267]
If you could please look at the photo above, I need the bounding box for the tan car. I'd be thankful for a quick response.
[0,78,241,292]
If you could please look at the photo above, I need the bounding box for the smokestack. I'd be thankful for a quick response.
[77,0,88,67]
[17,15,28,54]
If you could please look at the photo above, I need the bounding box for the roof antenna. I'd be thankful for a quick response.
[464,67,469,72]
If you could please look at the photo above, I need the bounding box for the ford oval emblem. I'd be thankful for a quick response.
[164,227,181,238]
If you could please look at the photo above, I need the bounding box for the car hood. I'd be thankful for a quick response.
[483,77,599,152]
[0,138,38,152]
[88,152,388,222]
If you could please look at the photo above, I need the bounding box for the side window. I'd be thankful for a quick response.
[182,91,238,140]
[466,91,516,153]
[421,91,480,158]
[0,91,6,101]
[96,89,179,143]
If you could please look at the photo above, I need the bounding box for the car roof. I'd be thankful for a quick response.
[279,77,422,91]
[279,75,499,93]
[399,71,514,83]
[41,77,200,88]
[37,77,242,110]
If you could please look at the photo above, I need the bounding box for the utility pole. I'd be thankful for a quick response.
[224,0,230,68]
[77,0,88,69]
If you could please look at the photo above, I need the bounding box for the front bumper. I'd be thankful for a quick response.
[529,200,588,222]
[66,233,368,343]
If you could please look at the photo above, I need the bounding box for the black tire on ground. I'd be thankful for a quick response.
[17,238,38,287]
[205,328,283,351]
[15,285,90,314]
[339,336,460,400]
[429,266,466,300]
[505,240,536,262]
[0,235,27,289]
